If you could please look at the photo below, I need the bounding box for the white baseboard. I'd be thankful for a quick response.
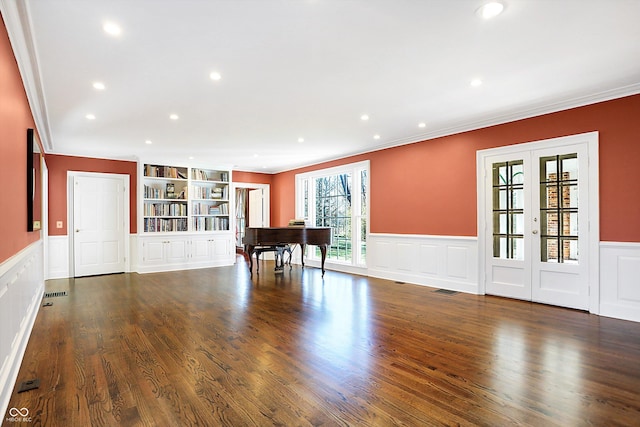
[367,233,479,294]
[0,241,44,419]
[600,242,640,322]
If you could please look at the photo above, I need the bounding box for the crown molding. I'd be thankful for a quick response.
[378,82,640,151]
[1,0,53,152]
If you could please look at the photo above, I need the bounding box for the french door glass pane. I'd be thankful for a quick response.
[492,160,524,260]
[540,154,579,263]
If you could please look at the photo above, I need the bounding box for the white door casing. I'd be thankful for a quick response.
[477,132,599,312]
[71,172,129,277]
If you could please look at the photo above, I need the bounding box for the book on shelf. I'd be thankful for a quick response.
[145,165,187,179]
[143,217,188,232]
[192,169,229,182]
[192,216,229,231]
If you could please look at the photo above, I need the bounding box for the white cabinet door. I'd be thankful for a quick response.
[142,239,166,265]
[166,239,189,264]
[213,237,231,258]
[191,237,213,263]
[139,234,234,273]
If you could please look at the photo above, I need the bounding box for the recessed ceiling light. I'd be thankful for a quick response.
[477,2,505,20]
[85,114,96,120]
[470,78,483,87]
[169,114,179,120]
[92,81,106,90]
[209,72,222,81]
[188,156,194,160]
[103,21,122,36]
[298,137,304,143]
[145,140,152,145]
[253,154,259,158]
[373,134,380,140]
[418,122,426,128]
[361,114,369,121]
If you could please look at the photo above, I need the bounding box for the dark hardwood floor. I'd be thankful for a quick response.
[4,258,640,426]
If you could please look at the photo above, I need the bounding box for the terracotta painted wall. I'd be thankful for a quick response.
[233,170,273,186]
[46,154,137,236]
[0,14,40,263]
[233,170,275,223]
[272,94,640,242]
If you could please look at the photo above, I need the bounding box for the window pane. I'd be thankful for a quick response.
[543,157,557,181]
[315,173,353,263]
[510,163,524,185]
[542,237,559,263]
[493,236,507,258]
[511,213,524,234]
[359,217,366,263]
[510,236,524,260]
[561,156,578,181]
[562,184,578,209]
[562,238,579,263]
[543,211,558,236]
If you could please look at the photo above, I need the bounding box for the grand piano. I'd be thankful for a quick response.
[243,227,332,276]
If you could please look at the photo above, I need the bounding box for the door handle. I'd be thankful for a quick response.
[532,230,538,234]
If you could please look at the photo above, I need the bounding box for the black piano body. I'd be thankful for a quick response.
[243,227,331,275]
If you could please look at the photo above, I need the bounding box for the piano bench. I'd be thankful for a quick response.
[253,244,293,272]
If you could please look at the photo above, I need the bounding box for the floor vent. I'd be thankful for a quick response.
[44,291,68,298]
[435,289,458,295]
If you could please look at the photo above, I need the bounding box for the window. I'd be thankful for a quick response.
[296,161,369,267]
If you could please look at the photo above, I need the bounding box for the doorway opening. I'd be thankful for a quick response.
[233,183,270,250]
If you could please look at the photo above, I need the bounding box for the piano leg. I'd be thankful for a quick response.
[245,245,255,273]
[320,244,327,277]
[300,244,306,268]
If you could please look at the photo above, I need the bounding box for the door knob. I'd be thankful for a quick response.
[532,230,538,234]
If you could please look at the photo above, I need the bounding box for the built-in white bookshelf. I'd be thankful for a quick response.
[190,168,230,232]
[138,162,235,273]
[140,163,232,233]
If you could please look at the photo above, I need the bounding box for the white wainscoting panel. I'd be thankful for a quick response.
[47,235,69,279]
[0,240,44,419]
[600,242,640,322]
[368,234,478,294]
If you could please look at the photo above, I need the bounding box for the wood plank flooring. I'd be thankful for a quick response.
[4,259,640,426]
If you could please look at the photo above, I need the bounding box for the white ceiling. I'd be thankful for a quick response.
[7,0,640,172]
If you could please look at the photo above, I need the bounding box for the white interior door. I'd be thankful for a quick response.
[73,174,126,277]
[482,135,595,310]
[248,188,264,227]
[531,144,590,309]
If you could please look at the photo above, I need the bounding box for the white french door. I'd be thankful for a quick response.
[479,133,599,311]
[72,173,128,277]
